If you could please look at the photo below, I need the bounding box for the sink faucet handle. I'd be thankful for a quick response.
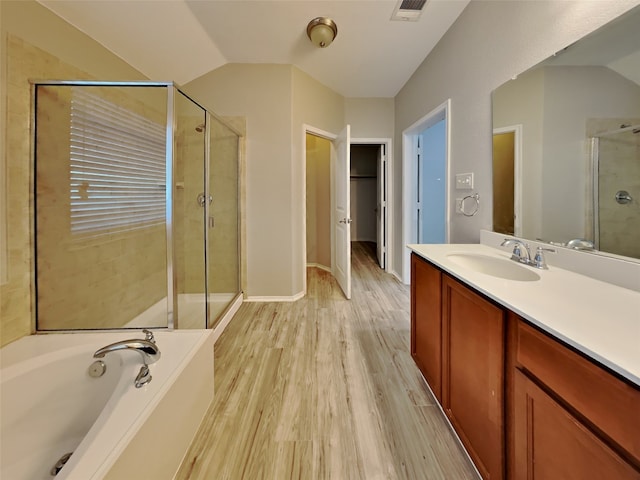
[142,329,156,344]
[533,246,556,269]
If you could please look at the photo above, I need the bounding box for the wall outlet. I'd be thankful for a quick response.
[455,172,474,190]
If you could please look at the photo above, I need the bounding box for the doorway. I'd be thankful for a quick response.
[303,127,391,299]
[350,140,390,271]
[402,100,451,284]
[492,125,522,237]
[305,133,333,272]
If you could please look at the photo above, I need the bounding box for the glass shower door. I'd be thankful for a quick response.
[207,116,240,328]
[34,84,170,330]
[174,91,207,329]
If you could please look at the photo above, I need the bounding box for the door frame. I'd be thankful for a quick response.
[350,138,393,274]
[402,99,451,284]
[302,124,338,296]
[493,125,523,237]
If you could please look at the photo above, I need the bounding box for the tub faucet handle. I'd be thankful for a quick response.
[142,329,156,344]
[135,365,152,388]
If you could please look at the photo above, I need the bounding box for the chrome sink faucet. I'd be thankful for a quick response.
[93,329,160,388]
[500,238,531,264]
[500,239,555,270]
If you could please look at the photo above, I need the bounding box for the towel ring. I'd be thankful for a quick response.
[461,193,480,217]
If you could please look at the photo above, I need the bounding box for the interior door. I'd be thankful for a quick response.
[492,131,515,235]
[334,125,351,299]
[376,145,385,269]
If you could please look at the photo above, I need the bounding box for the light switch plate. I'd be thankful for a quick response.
[455,172,474,190]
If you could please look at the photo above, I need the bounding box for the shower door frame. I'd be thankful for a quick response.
[31,80,242,331]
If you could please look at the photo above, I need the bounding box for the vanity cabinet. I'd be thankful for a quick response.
[410,251,640,480]
[411,253,505,480]
[442,275,505,480]
[410,253,442,401]
[511,317,640,479]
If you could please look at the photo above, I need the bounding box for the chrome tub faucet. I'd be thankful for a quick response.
[93,329,161,388]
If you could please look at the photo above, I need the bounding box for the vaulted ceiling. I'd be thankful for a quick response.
[38,0,470,97]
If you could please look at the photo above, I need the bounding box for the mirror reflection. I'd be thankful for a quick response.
[492,6,640,260]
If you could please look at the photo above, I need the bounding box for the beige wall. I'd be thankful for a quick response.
[185,64,344,298]
[305,134,331,268]
[345,98,394,140]
[184,64,295,298]
[291,67,344,296]
[393,0,639,278]
[0,0,147,346]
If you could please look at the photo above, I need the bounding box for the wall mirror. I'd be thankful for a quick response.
[492,6,640,261]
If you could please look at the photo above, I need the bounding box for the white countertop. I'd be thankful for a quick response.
[408,244,640,386]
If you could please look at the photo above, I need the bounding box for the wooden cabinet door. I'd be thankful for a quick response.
[442,275,505,480]
[410,253,442,401]
[513,369,640,480]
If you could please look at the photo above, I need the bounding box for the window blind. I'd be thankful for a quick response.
[69,88,166,236]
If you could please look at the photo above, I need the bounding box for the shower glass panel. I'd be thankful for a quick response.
[174,92,207,329]
[34,84,169,330]
[208,117,240,329]
[592,122,640,258]
[33,81,242,331]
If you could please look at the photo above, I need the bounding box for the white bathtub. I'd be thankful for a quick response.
[0,330,214,480]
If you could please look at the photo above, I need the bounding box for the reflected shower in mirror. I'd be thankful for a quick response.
[492,6,640,260]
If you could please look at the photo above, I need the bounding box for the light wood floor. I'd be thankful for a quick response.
[175,242,478,480]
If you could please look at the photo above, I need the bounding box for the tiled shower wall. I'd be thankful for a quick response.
[1,35,96,344]
[1,35,166,340]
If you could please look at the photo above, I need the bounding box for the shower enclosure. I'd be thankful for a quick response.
[590,121,640,258]
[33,81,241,331]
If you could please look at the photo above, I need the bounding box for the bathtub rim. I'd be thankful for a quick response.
[0,329,214,480]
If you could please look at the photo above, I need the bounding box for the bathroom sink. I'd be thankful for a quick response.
[446,253,540,282]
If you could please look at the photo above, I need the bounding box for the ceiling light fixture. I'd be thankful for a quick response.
[306,17,338,48]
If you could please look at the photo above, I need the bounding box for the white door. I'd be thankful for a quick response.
[334,125,351,299]
[376,145,385,269]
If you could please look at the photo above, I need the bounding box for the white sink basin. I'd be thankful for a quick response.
[446,253,541,282]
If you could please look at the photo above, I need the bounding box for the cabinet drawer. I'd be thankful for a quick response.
[516,320,640,463]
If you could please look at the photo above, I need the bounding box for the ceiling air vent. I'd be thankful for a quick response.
[391,0,428,22]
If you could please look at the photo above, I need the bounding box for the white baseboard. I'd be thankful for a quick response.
[391,269,405,284]
[244,291,305,302]
[307,263,331,273]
